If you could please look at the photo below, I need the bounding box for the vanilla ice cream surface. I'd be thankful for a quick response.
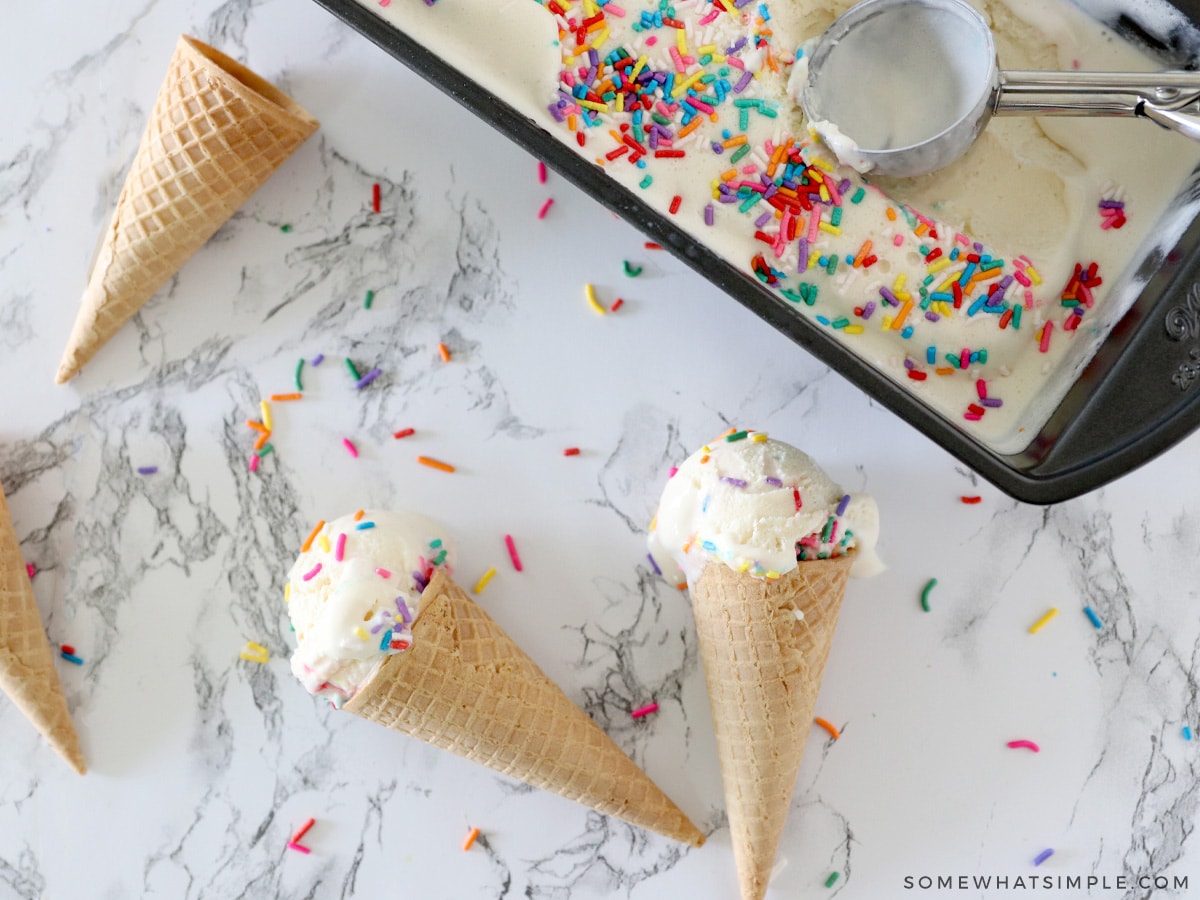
[355,0,1200,454]
[286,510,454,705]
[647,431,881,585]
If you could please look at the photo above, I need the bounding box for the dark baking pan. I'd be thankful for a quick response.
[310,0,1200,503]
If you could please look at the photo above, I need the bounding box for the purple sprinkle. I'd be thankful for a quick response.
[711,141,724,154]
[1033,849,1054,866]
[1072,306,1085,317]
[798,238,809,272]
[981,397,1004,408]
[1098,199,1125,209]
[647,553,662,576]
[587,48,598,67]
[879,286,899,306]
[311,353,325,366]
[999,274,1014,289]
[704,204,715,226]
[733,70,754,93]
[727,36,748,54]
[861,300,875,320]
[547,104,566,123]
[925,311,941,322]
[765,477,783,487]
[837,178,852,195]
[903,358,915,370]
[754,211,772,228]
[836,494,850,516]
[720,477,748,488]
[411,569,428,592]
[136,466,158,475]
[719,192,739,204]
[396,597,413,622]
[974,241,984,253]
[370,622,388,634]
[763,184,778,201]
[355,368,383,390]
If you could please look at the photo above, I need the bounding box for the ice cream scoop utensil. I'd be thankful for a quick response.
[799,0,1200,177]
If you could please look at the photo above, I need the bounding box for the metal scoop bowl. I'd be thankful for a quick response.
[798,0,1200,178]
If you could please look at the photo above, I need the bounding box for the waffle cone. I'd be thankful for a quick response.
[56,35,318,383]
[0,484,85,774]
[690,556,852,900]
[344,571,704,846]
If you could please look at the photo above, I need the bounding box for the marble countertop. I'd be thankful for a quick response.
[4,2,1200,898]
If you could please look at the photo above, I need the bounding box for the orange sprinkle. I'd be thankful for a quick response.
[853,240,873,268]
[678,117,702,139]
[815,717,841,740]
[270,393,302,402]
[892,299,914,331]
[885,207,897,221]
[301,521,326,553]
[914,222,929,237]
[462,827,481,852]
[721,135,748,149]
[935,367,955,375]
[438,343,451,363]
[354,509,365,521]
[254,431,271,452]
[245,420,268,433]
[417,455,456,473]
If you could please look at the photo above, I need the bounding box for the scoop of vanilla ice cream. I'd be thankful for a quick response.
[647,432,881,586]
[286,510,454,705]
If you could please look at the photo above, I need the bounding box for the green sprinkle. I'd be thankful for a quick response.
[978,348,988,363]
[433,548,448,566]
[639,175,653,189]
[623,260,643,277]
[821,516,834,542]
[825,255,838,276]
[256,444,275,458]
[364,290,375,310]
[780,288,805,303]
[1012,306,1022,329]
[345,358,361,381]
[831,317,849,329]
[729,143,752,164]
[831,207,843,227]
[920,577,937,612]
[430,538,443,548]
[280,224,293,233]
[295,358,305,392]
[851,187,865,204]
[825,872,841,888]
[725,430,749,442]
[805,283,819,305]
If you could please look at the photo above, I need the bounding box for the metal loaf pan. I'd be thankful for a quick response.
[312,0,1200,503]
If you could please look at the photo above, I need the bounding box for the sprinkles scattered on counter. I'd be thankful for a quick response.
[504,534,523,572]
[287,841,311,855]
[1032,848,1054,866]
[270,393,302,402]
[824,872,841,888]
[563,447,581,456]
[393,428,416,439]
[295,359,305,391]
[60,645,84,665]
[342,438,359,458]
[364,290,375,310]
[355,368,383,390]
[537,198,555,219]
[345,358,361,381]
[311,353,324,367]
[623,260,643,277]
[585,283,607,315]
[1007,739,1040,752]
[136,466,158,475]
[1083,605,1104,629]
[1185,726,1194,741]
[462,827,481,852]
[25,563,35,580]
[472,567,497,594]
[417,455,456,473]
[1029,608,1059,634]
[290,818,316,847]
[631,702,659,719]
[610,297,625,312]
[438,343,452,363]
[372,182,381,213]
[920,578,937,612]
[538,160,547,184]
[241,642,270,664]
[961,496,982,504]
[814,717,840,740]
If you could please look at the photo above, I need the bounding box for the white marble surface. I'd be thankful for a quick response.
[3,2,1200,898]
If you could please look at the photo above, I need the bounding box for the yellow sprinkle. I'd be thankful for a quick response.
[698,44,717,54]
[246,642,268,655]
[675,27,687,54]
[893,273,907,291]
[260,401,273,432]
[811,157,834,172]
[764,570,781,580]
[592,27,609,49]
[843,325,864,334]
[473,567,498,594]
[818,221,842,236]
[630,55,648,80]
[1026,265,1043,285]
[895,290,912,302]
[354,627,369,641]
[577,99,608,113]
[819,185,831,203]
[615,92,624,113]
[649,513,658,532]
[585,283,606,315]
[319,534,331,554]
[671,70,706,97]
[881,314,894,330]
[284,583,291,604]
[927,257,951,274]
[1029,608,1059,634]
[750,432,768,442]
[701,444,711,453]
[736,559,752,573]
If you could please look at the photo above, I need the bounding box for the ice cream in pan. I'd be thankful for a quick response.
[648,430,880,900]
[354,0,1200,454]
[286,510,704,846]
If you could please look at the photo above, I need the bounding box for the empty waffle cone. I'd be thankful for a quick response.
[56,35,318,383]
[0,483,85,774]
[690,556,852,900]
[344,570,704,846]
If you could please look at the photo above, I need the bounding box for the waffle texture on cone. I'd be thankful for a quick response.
[344,570,704,846]
[57,35,318,383]
[0,483,85,774]
[691,556,852,900]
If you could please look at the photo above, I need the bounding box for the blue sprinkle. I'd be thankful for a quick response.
[836,494,850,516]
[356,522,376,531]
[61,652,84,666]
[1184,726,1193,741]
[646,553,662,576]
[701,540,718,552]
[380,630,393,651]
[1083,606,1103,629]
[1032,849,1054,867]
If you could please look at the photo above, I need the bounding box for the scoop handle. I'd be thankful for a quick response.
[993,70,1200,118]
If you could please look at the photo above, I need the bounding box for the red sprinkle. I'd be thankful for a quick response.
[537,161,547,184]
[563,447,581,456]
[630,702,659,719]
[61,644,76,655]
[610,298,625,312]
[393,428,415,439]
[907,369,927,381]
[372,183,381,213]
[961,496,982,504]
[537,198,555,220]
[793,488,802,511]
[25,563,36,580]
[644,242,663,250]
[291,818,316,844]
[669,195,682,215]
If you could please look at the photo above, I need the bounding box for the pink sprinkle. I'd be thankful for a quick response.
[1039,321,1053,353]
[504,534,523,572]
[302,563,322,582]
[605,2,626,15]
[249,454,260,473]
[287,842,311,855]
[646,35,657,45]
[668,466,678,478]
[376,568,392,578]
[335,533,347,562]
[537,198,554,220]
[631,702,659,719]
[537,161,547,184]
[893,234,904,247]
[976,379,987,400]
[1006,739,1041,752]
[342,438,359,458]
[25,563,35,580]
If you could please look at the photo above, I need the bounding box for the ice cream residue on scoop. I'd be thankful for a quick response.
[286,510,454,705]
[647,430,882,586]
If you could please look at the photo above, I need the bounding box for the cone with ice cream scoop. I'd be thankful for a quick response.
[286,510,704,847]
[56,35,318,383]
[647,431,882,899]
[0,481,85,774]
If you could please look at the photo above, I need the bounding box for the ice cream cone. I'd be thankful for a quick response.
[690,555,852,900]
[56,35,318,383]
[344,569,704,847]
[0,483,85,774]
